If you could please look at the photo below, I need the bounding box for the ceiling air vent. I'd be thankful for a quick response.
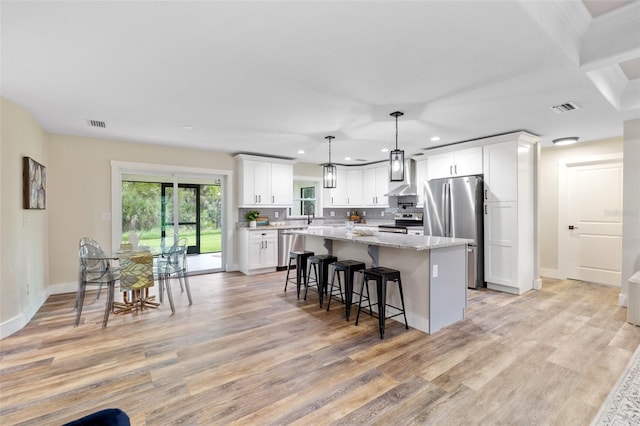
[549,102,580,114]
[87,119,106,128]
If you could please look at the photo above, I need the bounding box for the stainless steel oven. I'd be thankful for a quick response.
[378,212,423,234]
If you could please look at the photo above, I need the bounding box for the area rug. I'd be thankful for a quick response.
[592,343,640,425]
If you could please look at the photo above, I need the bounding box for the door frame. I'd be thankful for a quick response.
[161,183,201,254]
[110,161,234,271]
[557,153,623,283]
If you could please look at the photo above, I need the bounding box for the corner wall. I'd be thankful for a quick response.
[539,137,623,276]
[622,119,640,303]
[47,134,236,293]
[0,98,49,337]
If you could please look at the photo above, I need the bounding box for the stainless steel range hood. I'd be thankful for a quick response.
[385,159,418,196]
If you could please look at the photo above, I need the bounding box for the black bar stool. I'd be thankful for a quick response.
[356,267,409,339]
[284,250,314,298]
[326,260,366,321]
[304,254,337,307]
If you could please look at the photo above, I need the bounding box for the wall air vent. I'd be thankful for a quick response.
[87,120,106,128]
[549,102,580,114]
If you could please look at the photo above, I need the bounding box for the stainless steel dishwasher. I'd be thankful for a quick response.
[277,228,305,269]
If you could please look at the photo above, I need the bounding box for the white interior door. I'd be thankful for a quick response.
[562,158,623,286]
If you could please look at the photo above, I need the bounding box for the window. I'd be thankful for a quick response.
[290,178,320,217]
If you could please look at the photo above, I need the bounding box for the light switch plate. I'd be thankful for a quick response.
[432,264,438,278]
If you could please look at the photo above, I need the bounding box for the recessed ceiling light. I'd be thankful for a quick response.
[552,137,579,146]
[431,136,440,142]
[182,125,193,130]
[297,150,305,154]
[381,148,389,153]
[344,157,351,161]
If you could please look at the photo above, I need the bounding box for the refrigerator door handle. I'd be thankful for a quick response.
[444,182,451,236]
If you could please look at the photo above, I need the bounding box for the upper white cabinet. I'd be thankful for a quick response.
[236,155,293,207]
[482,141,517,202]
[324,167,364,207]
[270,162,294,205]
[362,163,389,207]
[414,159,428,206]
[324,167,348,206]
[427,147,482,180]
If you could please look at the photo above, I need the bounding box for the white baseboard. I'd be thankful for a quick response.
[619,293,628,307]
[226,263,240,272]
[0,286,50,339]
[540,268,564,279]
[533,278,542,290]
[49,281,78,295]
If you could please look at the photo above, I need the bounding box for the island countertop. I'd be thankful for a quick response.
[291,226,471,251]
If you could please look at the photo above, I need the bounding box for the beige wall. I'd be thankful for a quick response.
[47,134,235,289]
[622,119,640,301]
[293,162,322,177]
[1,98,49,336]
[1,96,237,336]
[539,137,623,273]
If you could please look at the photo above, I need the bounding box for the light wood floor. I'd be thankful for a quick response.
[1,272,639,425]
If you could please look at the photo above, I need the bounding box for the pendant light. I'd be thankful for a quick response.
[323,136,337,188]
[389,111,405,182]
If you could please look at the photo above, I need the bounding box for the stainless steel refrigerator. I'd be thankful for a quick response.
[424,175,484,288]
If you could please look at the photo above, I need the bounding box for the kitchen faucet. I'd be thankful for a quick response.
[305,203,314,225]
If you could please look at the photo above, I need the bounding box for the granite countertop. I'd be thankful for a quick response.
[291,226,471,251]
[243,224,308,231]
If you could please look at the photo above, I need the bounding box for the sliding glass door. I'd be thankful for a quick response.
[119,171,225,273]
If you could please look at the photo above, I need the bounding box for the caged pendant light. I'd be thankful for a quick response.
[323,136,337,189]
[389,111,405,182]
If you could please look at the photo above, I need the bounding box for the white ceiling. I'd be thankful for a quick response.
[1,1,639,165]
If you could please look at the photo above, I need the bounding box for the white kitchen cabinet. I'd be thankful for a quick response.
[484,201,517,286]
[347,169,363,206]
[427,147,482,180]
[483,141,517,202]
[270,162,293,205]
[324,167,363,207]
[239,228,278,275]
[482,134,536,295]
[324,167,348,206]
[362,164,389,207]
[236,155,293,207]
[414,159,428,206]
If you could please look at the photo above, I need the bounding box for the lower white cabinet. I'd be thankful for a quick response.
[484,201,518,288]
[239,229,278,275]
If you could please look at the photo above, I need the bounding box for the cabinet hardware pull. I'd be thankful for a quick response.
[484,205,487,215]
[454,164,457,175]
[484,189,488,200]
[450,165,453,175]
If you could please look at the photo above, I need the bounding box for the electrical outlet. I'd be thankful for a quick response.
[274,212,279,218]
[330,211,335,217]
[381,211,385,217]
[347,211,350,217]
[362,211,366,217]
[432,264,438,278]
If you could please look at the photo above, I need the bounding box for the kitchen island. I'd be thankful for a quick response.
[293,226,472,334]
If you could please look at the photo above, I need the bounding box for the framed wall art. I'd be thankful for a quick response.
[23,156,46,209]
